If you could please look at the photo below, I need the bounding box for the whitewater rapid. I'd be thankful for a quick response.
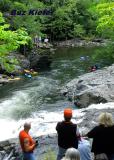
[0,46,111,141]
[1,100,114,141]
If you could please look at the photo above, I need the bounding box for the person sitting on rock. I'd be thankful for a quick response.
[90,66,97,72]
[62,148,80,160]
[56,108,80,160]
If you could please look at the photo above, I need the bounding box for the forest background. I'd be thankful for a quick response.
[0,0,114,72]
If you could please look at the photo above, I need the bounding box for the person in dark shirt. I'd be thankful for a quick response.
[86,112,114,160]
[56,108,80,160]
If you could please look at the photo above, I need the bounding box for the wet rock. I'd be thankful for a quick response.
[61,64,114,108]
[28,49,52,71]
[7,54,30,73]
[0,79,9,85]
[78,107,114,134]
[0,140,10,147]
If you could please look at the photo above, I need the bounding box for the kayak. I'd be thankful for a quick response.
[8,77,21,81]
[31,72,38,76]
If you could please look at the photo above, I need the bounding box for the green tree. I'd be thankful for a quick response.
[92,1,114,63]
[96,2,114,38]
[72,24,85,38]
[0,12,31,72]
[0,0,46,37]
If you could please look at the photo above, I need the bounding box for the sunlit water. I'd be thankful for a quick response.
[0,47,111,141]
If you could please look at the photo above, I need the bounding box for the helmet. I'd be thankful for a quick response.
[64,108,72,118]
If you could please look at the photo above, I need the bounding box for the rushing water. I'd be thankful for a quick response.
[0,47,108,141]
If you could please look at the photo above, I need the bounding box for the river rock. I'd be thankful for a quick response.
[54,38,107,47]
[0,53,30,76]
[61,64,114,108]
[0,134,58,160]
[28,49,52,71]
[78,106,114,135]
[0,78,9,85]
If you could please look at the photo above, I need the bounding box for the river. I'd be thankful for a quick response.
[0,47,107,141]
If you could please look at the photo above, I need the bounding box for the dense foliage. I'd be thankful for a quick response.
[0,12,31,72]
[0,0,114,40]
[0,0,114,72]
[96,2,114,38]
[0,0,98,40]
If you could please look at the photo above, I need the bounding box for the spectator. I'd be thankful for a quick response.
[62,148,80,160]
[44,37,49,44]
[34,35,39,48]
[86,112,114,160]
[78,137,92,160]
[56,108,80,160]
[19,122,37,160]
[38,36,42,43]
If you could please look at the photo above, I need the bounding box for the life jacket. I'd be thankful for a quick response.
[19,130,34,152]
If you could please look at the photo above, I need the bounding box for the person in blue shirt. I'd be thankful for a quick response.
[78,137,92,160]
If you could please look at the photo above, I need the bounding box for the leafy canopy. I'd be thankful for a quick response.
[96,2,114,38]
[0,12,31,72]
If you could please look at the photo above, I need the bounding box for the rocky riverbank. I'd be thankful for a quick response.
[0,38,108,86]
[1,103,114,160]
[0,134,58,160]
[61,64,114,108]
[54,38,107,47]
[0,48,53,86]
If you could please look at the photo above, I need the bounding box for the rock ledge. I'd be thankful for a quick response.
[61,64,114,108]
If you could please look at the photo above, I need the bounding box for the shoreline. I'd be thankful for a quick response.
[0,38,107,86]
[53,38,107,47]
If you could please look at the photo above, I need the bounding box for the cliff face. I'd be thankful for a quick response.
[61,64,114,108]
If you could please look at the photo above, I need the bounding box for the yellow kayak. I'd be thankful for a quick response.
[24,69,30,73]
[24,69,38,76]
[31,72,38,76]
[8,77,21,81]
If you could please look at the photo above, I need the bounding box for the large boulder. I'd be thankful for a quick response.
[61,64,114,108]
[0,54,30,76]
[28,49,52,71]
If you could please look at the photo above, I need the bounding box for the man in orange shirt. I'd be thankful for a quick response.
[19,122,37,160]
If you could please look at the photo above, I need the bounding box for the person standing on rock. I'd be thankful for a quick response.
[56,108,80,160]
[86,112,114,160]
[19,122,37,160]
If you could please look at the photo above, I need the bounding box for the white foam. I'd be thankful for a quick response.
[87,102,114,109]
[0,102,114,141]
[0,109,84,141]
[0,91,29,118]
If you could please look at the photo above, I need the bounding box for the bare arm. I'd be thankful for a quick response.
[24,138,36,152]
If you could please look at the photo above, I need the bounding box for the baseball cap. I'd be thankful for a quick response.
[64,108,72,118]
